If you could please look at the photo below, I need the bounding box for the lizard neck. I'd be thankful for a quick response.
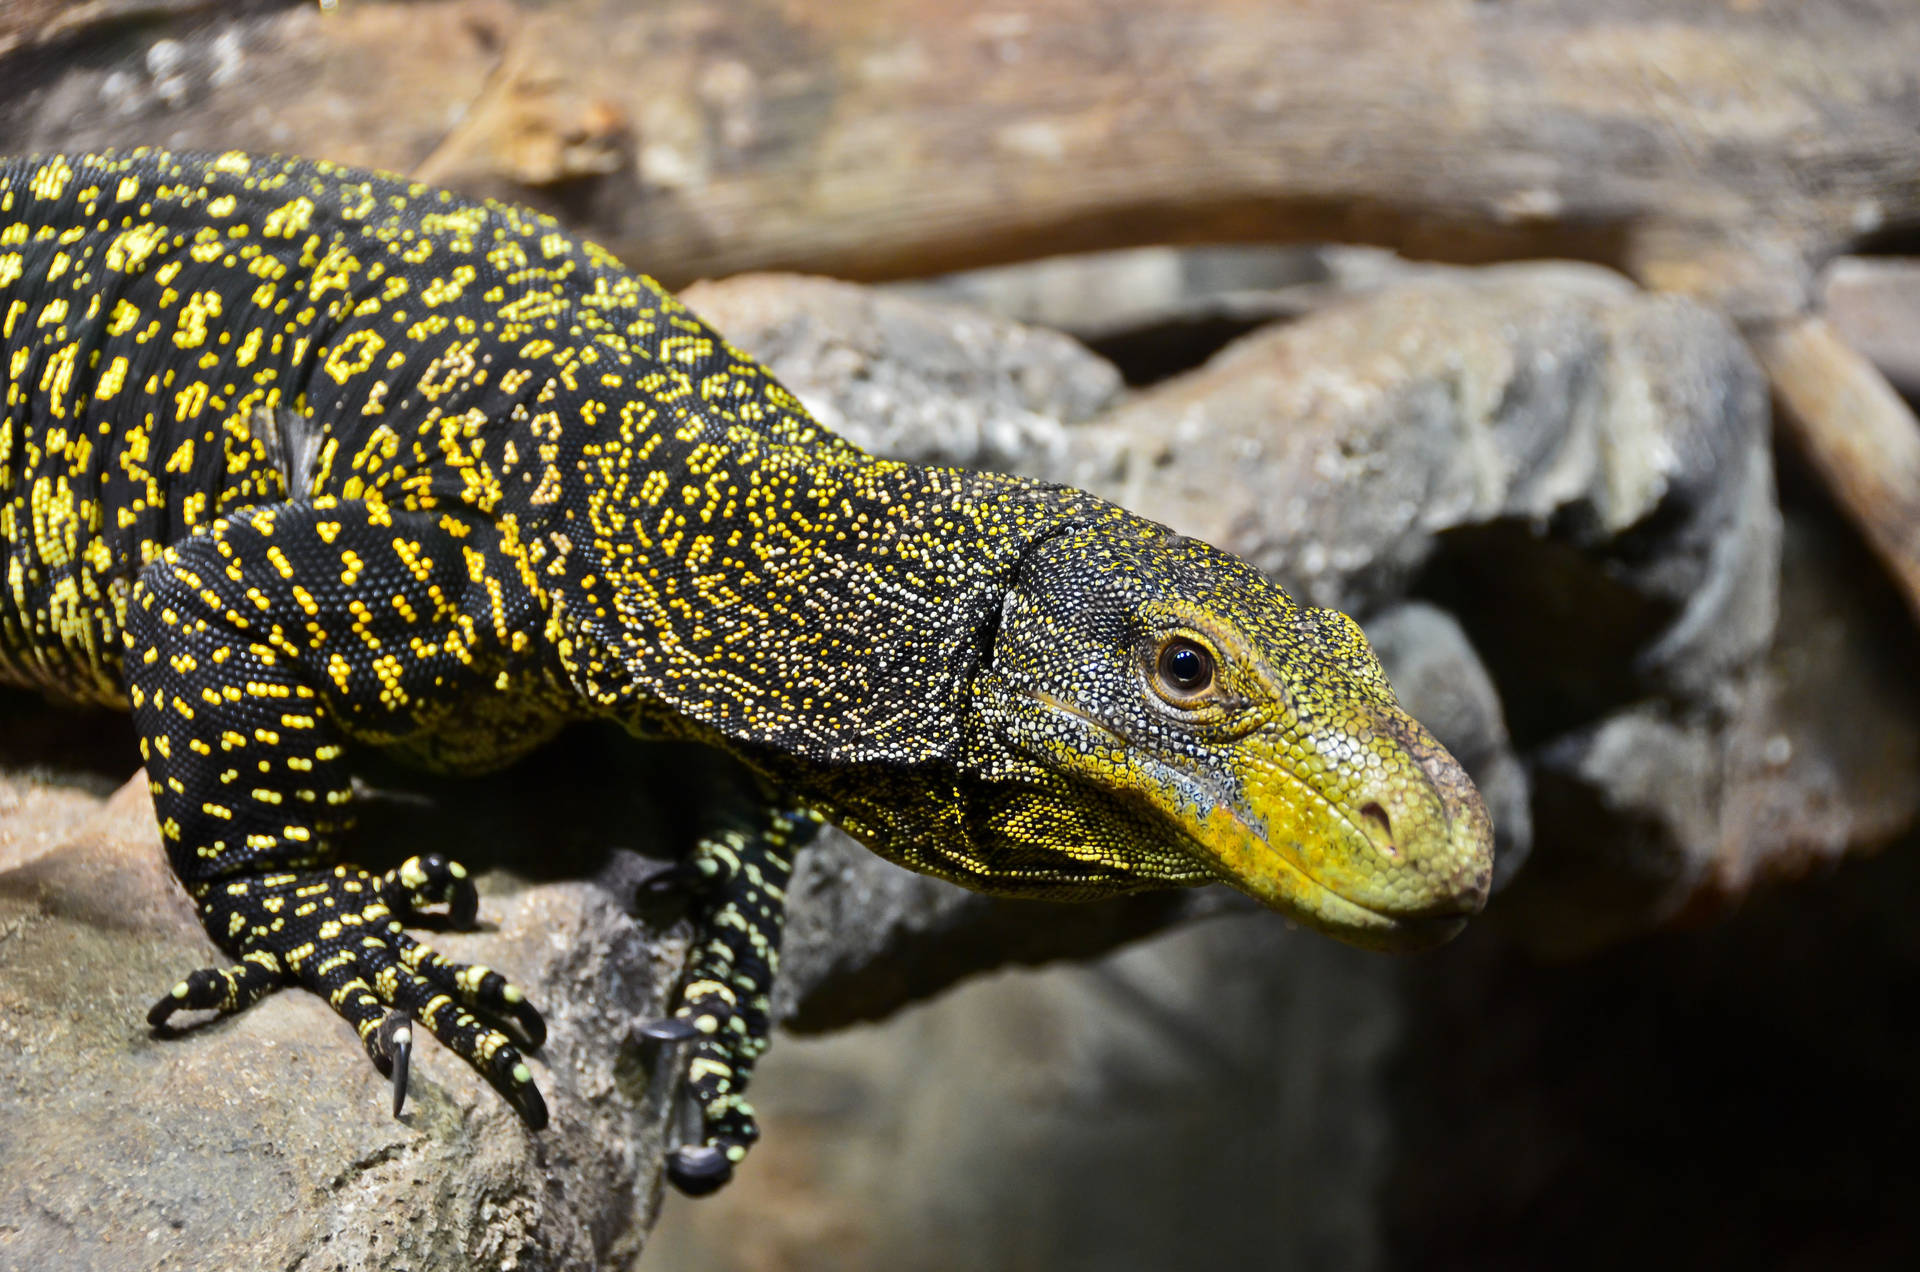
[552,441,1098,767]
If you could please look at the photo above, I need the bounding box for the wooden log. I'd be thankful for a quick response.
[1756,315,1920,627]
[1820,258,1920,400]
[5,0,1919,316]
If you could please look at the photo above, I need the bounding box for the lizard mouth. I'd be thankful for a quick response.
[1018,689,1467,952]
[1152,775,1470,953]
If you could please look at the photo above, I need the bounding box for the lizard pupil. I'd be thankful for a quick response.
[1159,640,1212,694]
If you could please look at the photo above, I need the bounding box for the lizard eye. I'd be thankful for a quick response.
[1153,637,1215,705]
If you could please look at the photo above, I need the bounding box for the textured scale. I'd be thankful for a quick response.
[0,150,1494,1193]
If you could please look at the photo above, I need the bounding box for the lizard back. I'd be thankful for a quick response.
[0,149,859,709]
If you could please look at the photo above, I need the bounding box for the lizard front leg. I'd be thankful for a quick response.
[644,804,820,1195]
[130,496,549,1126]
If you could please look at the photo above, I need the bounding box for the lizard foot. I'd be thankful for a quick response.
[645,977,757,1196]
[646,806,817,1196]
[150,862,548,1128]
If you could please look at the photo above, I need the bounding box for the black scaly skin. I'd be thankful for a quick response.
[0,151,1495,1193]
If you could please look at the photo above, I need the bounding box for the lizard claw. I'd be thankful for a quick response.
[145,952,284,1030]
[376,1010,413,1117]
[640,1015,701,1042]
[632,859,689,898]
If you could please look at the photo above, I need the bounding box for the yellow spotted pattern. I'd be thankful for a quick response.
[0,150,1492,1189]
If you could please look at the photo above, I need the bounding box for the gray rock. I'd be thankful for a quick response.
[680,274,1123,472]
[0,760,692,1272]
[1062,264,1777,672]
[882,245,1438,385]
[775,831,1244,1034]
[1364,602,1532,893]
[882,244,1338,342]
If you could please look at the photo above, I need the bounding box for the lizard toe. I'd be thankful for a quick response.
[146,950,286,1029]
[366,946,549,1129]
[380,853,479,928]
[384,927,547,1050]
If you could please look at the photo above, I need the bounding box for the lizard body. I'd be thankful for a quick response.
[0,150,1492,1192]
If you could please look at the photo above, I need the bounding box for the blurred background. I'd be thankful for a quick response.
[4,2,1920,1268]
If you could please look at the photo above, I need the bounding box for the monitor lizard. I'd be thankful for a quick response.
[0,150,1492,1194]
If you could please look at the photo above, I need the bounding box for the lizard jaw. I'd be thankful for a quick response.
[1176,792,1473,953]
[1014,690,1481,952]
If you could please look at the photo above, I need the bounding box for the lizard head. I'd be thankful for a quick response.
[968,516,1493,952]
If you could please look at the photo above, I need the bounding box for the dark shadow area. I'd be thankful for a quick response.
[1761,431,1920,845]
[1085,312,1278,386]
[1388,830,1920,1271]
[1845,219,1920,258]
[0,686,140,791]
[1388,425,1920,1270]
[346,724,743,891]
[1410,519,1676,748]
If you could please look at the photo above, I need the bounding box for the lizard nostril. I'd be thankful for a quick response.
[1359,801,1397,858]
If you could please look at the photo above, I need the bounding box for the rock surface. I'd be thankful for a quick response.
[679,273,1123,473]
[6,259,1920,1267]
[0,743,693,1272]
